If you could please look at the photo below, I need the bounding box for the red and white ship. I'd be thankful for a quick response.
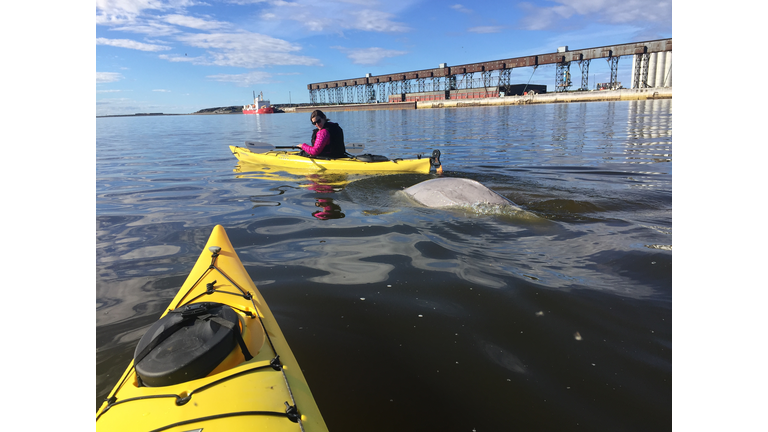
[243,91,274,114]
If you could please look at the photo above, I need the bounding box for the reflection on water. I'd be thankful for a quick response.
[234,162,352,218]
[97,100,671,431]
[313,198,345,220]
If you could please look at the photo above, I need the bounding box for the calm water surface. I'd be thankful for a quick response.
[96,100,672,431]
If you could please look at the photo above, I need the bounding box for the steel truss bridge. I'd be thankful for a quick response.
[307,38,672,104]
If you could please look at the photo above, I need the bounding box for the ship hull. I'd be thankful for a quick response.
[243,107,275,114]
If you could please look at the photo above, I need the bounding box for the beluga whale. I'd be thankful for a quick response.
[402,177,531,215]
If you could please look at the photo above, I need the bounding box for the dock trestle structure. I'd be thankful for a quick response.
[308,39,671,104]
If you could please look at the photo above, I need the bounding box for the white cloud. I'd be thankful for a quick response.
[332,46,407,66]
[96,0,415,35]
[97,72,124,83]
[95,0,212,38]
[96,0,165,24]
[96,0,199,22]
[174,32,321,68]
[260,1,410,33]
[518,0,671,31]
[111,21,181,36]
[158,54,198,62]
[517,2,569,30]
[450,4,472,14]
[207,70,274,87]
[346,9,410,32]
[222,0,269,4]
[468,26,505,34]
[97,37,172,51]
[162,14,228,30]
[152,89,171,92]
[96,0,164,17]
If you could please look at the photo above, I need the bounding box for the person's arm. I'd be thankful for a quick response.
[299,129,330,156]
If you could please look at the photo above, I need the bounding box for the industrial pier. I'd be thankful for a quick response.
[288,87,671,113]
[292,38,671,112]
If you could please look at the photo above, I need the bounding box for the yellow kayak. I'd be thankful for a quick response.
[96,225,328,432]
[229,145,442,174]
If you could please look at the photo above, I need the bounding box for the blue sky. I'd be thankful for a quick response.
[96,0,672,115]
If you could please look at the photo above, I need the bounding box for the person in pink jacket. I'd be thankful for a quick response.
[295,110,347,158]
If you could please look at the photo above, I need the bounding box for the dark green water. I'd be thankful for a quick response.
[97,100,671,431]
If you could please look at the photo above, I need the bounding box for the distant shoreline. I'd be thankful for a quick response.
[96,106,244,118]
[96,112,241,118]
[96,113,188,118]
[97,104,303,118]
[97,89,671,118]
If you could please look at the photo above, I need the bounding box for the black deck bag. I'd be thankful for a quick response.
[133,302,249,387]
[356,154,390,162]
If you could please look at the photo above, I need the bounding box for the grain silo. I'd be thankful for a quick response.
[631,52,672,88]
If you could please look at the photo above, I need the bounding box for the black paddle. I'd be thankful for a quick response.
[244,141,365,154]
[244,141,294,150]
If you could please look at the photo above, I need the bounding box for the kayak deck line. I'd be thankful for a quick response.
[147,410,297,432]
[97,295,301,428]
[172,248,256,308]
[98,360,272,409]
[96,225,326,432]
[97,360,295,419]
[97,279,306,431]
[97,267,299,421]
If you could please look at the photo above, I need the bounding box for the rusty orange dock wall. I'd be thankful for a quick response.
[294,102,415,112]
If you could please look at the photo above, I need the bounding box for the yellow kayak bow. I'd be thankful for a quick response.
[96,225,328,432]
